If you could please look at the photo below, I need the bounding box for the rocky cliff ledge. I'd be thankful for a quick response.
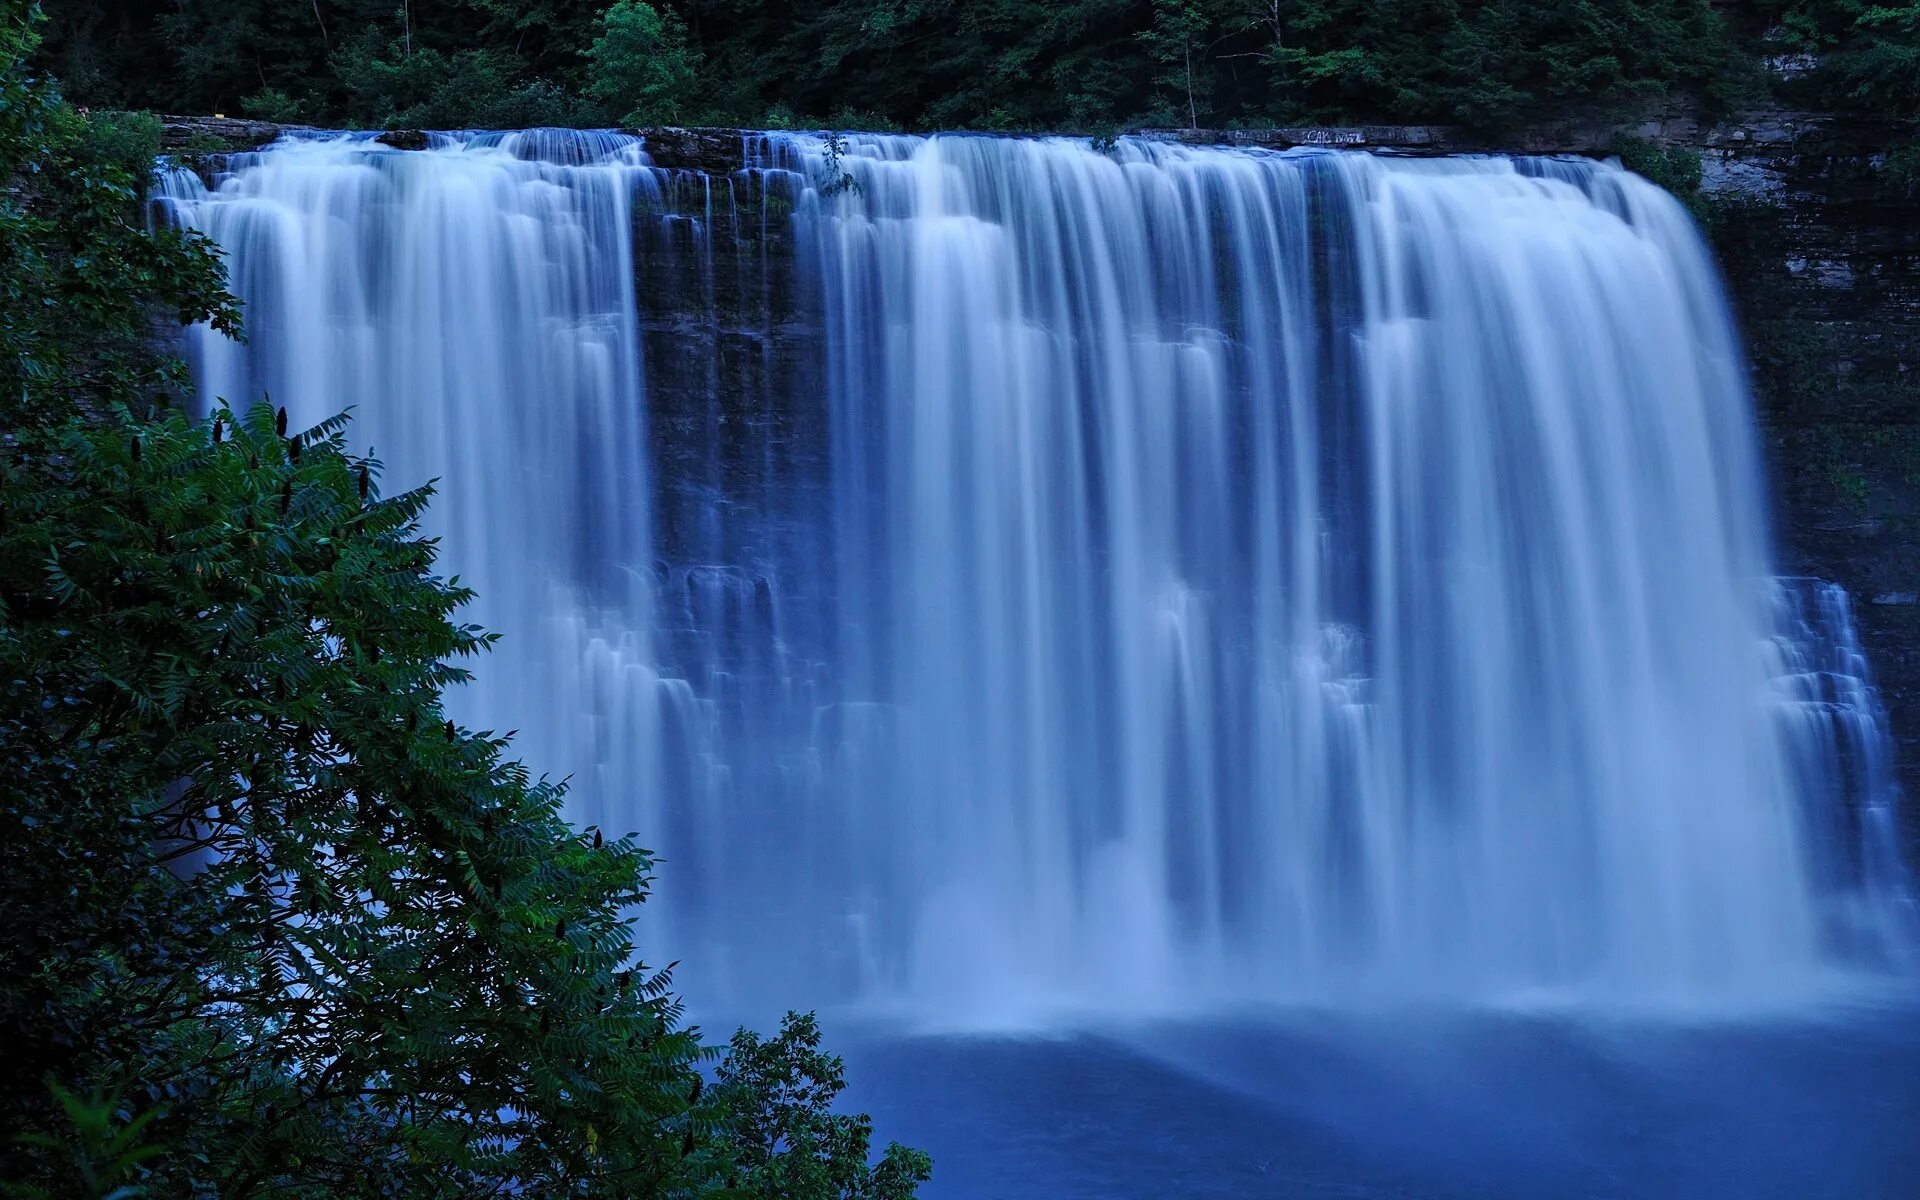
[159,115,747,173]
[1671,114,1920,794]
[160,114,312,148]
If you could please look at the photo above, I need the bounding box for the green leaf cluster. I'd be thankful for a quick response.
[717,1015,930,1200]
[1252,0,1746,129]
[2,396,710,1196]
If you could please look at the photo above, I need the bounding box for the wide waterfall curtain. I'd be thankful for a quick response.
[163,130,1915,1021]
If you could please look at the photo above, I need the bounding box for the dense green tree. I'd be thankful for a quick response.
[0,12,236,426]
[587,0,704,125]
[1,399,931,1198]
[34,0,1762,133]
[1244,0,1746,127]
[2,396,727,1196]
[159,0,338,117]
[331,30,593,129]
[1,7,928,1195]
[718,1014,930,1200]
[1139,0,1215,129]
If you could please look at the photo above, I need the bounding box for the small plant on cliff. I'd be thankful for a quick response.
[1610,135,1710,221]
[819,131,862,197]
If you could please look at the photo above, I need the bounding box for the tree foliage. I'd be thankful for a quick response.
[1754,1,1920,195]
[26,1,1918,140]
[718,1015,930,1200]
[34,0,1761,133]
[1252,0,1745,127]
[587,0,703,126]
[2,7,925,1196]
[4,399,716,1196]
[2,2,237,427]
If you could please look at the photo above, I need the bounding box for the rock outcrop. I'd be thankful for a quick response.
[1589,109,1920,791]
[159,114,315,148]
[374,128,430,150]
[632,126,746,174]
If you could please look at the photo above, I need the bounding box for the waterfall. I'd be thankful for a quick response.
[155,132,671,875]
[163,129,1915,1019]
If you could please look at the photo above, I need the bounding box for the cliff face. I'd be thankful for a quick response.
[1681,114,1920,798]
[158,116,1920,804]
[630,163,839,691]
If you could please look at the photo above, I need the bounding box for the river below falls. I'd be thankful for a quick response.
[821,1001,1920,1198]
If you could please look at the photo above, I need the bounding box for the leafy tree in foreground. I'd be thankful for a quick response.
[4,400,711,1195]
[0,6,929,1196]
[1,400,928,1198]
[718,1015,928,1200]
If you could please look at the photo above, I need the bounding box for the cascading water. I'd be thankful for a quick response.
[162,129,1914,1020]
[156,133,672,899]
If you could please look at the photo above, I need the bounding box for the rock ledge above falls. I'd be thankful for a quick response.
[158,117,750,172]
[160,109,1887,200]
[160,114,315,149]
[159,116,1465,162]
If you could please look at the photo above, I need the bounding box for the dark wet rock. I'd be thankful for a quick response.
[160,117,752,166]
[375,129,430,151]
[159,114,309,150]
[1138,125,1457,152]
[633,126,744,174]
[1700,119,1920,802]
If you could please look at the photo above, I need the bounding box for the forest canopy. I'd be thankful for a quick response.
[36,0,1919,136]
